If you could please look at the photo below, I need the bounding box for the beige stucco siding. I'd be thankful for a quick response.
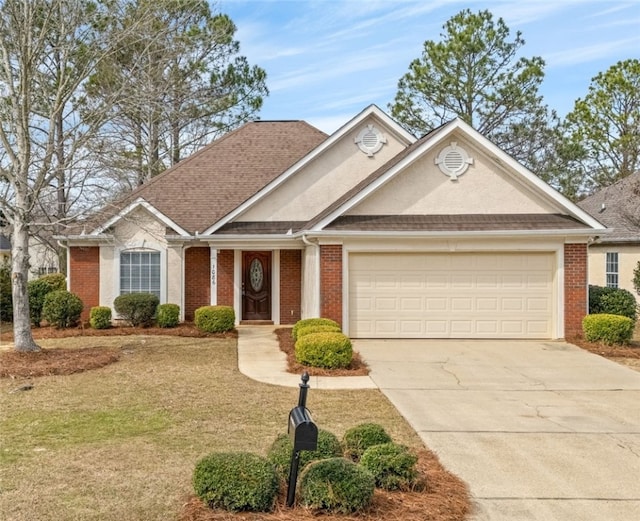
[587,244,640,301]
[239,116,407,222]
[98,207,179,308]
[348,136,556,216]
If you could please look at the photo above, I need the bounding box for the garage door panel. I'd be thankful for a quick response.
[349,252,554,339]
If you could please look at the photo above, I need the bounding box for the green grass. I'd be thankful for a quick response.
[0,335,421,521]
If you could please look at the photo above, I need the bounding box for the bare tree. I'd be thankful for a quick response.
[0,0,156,351]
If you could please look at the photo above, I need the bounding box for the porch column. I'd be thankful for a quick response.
[210,247,217,305]
[301,241,320,318]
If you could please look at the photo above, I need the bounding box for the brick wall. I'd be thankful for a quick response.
[217,250,234,307]
[564,243,588,338]
[184,247,210,321]
[320,245,342,326]
[280,250,302,325]
[69,246,99,321]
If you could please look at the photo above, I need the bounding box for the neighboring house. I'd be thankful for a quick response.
[578,172,640,301]
[0,235,9,265]
[59,105,605,339]
[0,233,59,278]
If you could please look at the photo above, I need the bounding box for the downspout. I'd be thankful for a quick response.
[302,234,320,318]
[56,240,70,290]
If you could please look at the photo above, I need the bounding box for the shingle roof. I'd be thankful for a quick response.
[578,172,640,242]
[324,214,590,232]
[80,121,328,235]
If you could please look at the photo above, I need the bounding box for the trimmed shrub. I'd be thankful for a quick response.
[0,259,12,323]
[194,305,235,333]
[28,273,66,326]
[42,290,83,329]
[90,306,112,329]
[157,303,180,328]
[113,293,159,327]
[267,429,343,481]
[292,318,340,341]
[343,423,393,461]
[299,458,375,513]
[295,332,352,369]
[193,452,278,512]
[589,285,637,322]
[582,313,634,345]
[360,442,418,491]
[296,324,342,339]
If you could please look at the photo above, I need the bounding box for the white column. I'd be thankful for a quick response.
[210,247,217,305]
[301,243,320,318]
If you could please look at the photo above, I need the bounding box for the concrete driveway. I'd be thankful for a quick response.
[354,339,640,521]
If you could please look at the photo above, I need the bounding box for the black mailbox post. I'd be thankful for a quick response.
[286,372,317,507]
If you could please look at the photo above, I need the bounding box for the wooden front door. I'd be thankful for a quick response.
[242,251,271,321]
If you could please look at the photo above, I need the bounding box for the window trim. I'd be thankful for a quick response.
[115,244,166,304]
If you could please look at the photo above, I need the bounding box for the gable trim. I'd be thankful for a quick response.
[201,105,416,236]
[91,197,191,236]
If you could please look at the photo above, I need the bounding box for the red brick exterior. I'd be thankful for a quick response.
[320,244,343,326]
[217,250,235,307]
[280,250,302,325]
[564,243,588,338]
[69,246,99,321]
[184,247,210,321]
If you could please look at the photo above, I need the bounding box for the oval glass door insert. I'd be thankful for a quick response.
[249,258,264,291]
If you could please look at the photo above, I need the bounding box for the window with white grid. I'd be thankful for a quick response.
[605,252,618,288]
[120,251,161,298]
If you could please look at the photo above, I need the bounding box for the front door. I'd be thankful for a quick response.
[242,251,272,321]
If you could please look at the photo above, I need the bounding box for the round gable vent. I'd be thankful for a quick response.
[435,142,473,180]
[355,125,387,156]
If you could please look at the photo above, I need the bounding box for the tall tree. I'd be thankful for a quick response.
[87,0,268,187]
[390,9,552,168]
[565,58,640,192]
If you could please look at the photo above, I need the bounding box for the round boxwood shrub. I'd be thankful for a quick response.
[90,306,112,329]
[113,292,159,327]
[299,458,375,513]
[292,318,340,341]
[28,273,66,326]
[194,305,235,333]
[296,324,342,339]
[267,429,343,481]
[343,423,393,461]
[589,285,638,322]
[193,452,279,512]
[582,313,634,345]
[157,303,180,328]
[295,332,352,369]
[360,442,418,491]
[42,290,83,329]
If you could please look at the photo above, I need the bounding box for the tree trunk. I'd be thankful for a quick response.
[11,220,40,352]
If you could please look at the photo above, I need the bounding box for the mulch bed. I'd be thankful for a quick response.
[567,336,640,359]
[179,449,471,521]
[275,328,370,377]
[0,346,121,378]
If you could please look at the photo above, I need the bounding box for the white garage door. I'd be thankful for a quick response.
[349,252,555,339]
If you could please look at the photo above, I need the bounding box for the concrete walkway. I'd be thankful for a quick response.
[236,325,376,389]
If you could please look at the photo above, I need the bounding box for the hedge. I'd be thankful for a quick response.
[194,305,235,333]
[582,313,634,345]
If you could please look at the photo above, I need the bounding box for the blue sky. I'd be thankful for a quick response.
[220,0,640,134]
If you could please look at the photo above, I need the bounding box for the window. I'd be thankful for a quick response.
[605,252,618,288]
[38,266,58,276]
[120,251,161,298]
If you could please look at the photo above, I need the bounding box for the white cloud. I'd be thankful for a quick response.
[546,37,640,67]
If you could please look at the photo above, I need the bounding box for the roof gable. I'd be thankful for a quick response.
[203,105,416,234]
[306,118,606,233]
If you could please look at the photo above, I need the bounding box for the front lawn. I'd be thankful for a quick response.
[0,333,470,521]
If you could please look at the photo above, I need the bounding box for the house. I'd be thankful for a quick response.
[578,172,640,301]
[0,233,60,278]
[59,105,606,339]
